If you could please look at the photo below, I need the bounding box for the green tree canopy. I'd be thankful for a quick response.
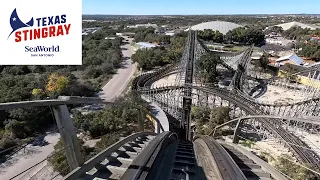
[198,53,220,84]
[198,29,223,43]
[225,27,265,45]
[193,106,230,135]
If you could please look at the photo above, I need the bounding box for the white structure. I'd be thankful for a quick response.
[273,21,320,31]
[308,62,320,67]
[265,37,295,46]
[82,27,101,36]
[127,23,158,29]
[266,38,282,45]
[116,32,135,36]
[136,42,159,49]
[105,37,116,40]
[82,20,96,22]
[275,54,304,66]
[165,32,175,36]
[187,21,242,35]
[165,30,176,36]
[251,51,263,60]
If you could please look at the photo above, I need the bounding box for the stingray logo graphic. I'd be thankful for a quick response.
[8,8,71,42]
[8,8,34,39]
[0,0,82,65]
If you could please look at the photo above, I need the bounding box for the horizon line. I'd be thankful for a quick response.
[82,13,320,16]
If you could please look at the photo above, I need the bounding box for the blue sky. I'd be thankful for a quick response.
[82,0,320,15]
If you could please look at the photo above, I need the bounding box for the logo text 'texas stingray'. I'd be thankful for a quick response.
[8,8,71,42]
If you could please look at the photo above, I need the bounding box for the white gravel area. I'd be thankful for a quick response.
[152,74,178,88]
[257,85,306,104]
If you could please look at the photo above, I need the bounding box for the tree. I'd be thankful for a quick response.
[298,42,320,61]
[225,27,265,45]
[281,64,299,82]
[132,47,169,69]
[32,88,46,99]
[0,133,19,154]
[240,139,255,148]
[73,93,150,138]
[245,27,265,45]
[265,26,283,34]
[282,26,311,40]
[198,29,223,43]
[193,106,230,135]
[208,107,230,130]
[1,66,31,75]
[192,106,211,135]
[132,27,171,44]
[0,75,36,103]
[254,53,269,70]
[45,73,70,97]
[198,53,220,84]
[275,154,318,180]
[5,119,29,139]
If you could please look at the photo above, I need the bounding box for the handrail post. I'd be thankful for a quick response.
[233,118,244,144]
[52,105,83,171]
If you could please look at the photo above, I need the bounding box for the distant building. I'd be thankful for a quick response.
[310,36,320,41]
[82,27,101,36]
[265,36,295,47]
[116,32,135,36]
[306,36,320,44]
[186,21,242,35]
[272,21,320,31]
[164,30,178,36]
[275,54,304,66]
[136,42,159,49]
[154,28,166,34]
[82,20,96,22]
[127,23,158,29]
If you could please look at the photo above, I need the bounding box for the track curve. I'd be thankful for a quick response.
[132,68,320,169]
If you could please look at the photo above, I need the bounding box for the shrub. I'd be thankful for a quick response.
[94,133,120,152]
[48,138,94,176]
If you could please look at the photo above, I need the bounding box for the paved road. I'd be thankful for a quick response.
[98,36,136,101]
